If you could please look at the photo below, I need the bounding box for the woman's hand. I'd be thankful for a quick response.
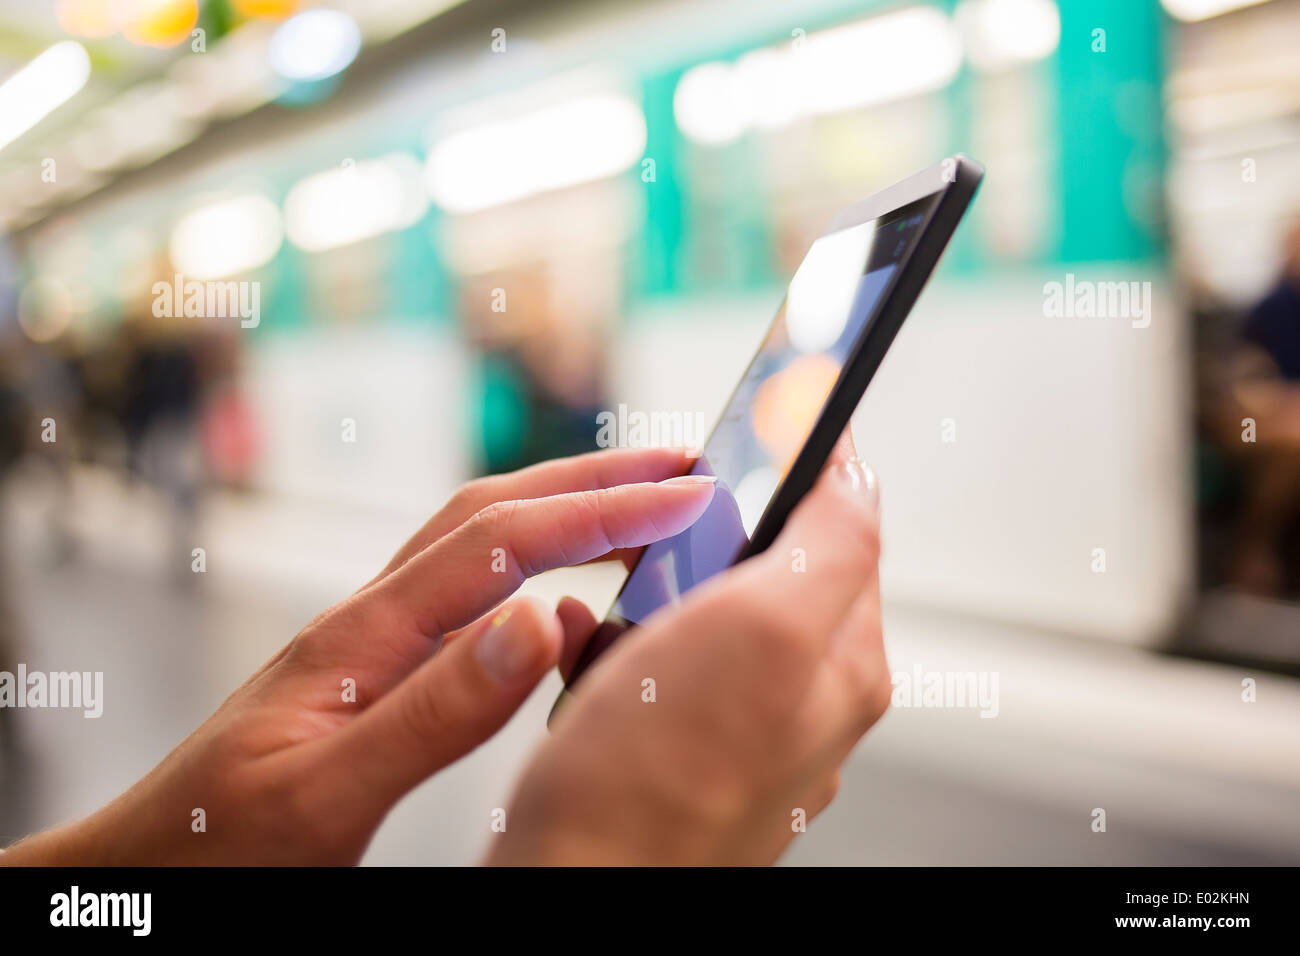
[486,438,890,866]
[3,447,715,865]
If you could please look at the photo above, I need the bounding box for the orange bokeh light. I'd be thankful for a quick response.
[56,0,120,39]
[752,352,841,475]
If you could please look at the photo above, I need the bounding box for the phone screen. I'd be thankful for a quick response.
[575,193,939,675]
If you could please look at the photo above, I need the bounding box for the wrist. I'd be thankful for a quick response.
[483,779,738,866]
[2,812,115,865]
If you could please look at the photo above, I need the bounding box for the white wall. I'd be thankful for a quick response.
[237,266,1193,647]
[247,325,471,516]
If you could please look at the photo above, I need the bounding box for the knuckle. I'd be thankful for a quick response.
[335,593,394,643]
[578,487,620,546]
[473,496,521,535]
[836,638,891,728]
[398,674,453,742]
[449,476,501,518]
[840,506,881,568]
[840,652,890,722]
[286,594,381,665]
[814,772,841,812]
[471,497,528,571]
[858,664,893,726]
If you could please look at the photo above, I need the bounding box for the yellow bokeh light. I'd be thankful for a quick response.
[120,0,199,49]
[233,0,300,18]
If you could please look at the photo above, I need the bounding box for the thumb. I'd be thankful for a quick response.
[325,596,561,811]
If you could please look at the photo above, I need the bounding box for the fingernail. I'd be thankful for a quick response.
[476,607,536,684]
[840,458,879,511]
[661,474,718,486]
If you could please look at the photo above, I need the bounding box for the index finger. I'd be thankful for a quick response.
[378,476,718,642]
[369,446,695,586]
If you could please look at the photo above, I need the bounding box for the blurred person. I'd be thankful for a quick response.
[118,300,204,578]
[0,332,84,839]
[460,270,607,474]
[2,439,888,865]
[6,337,82,565]
[196,327,260,490]
[0,337,28,828]
[1207,219,1300,597]
[1243,219,1300,382]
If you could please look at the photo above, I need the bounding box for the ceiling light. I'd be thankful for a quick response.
[170,193,283,279]
[426,93,646,213]
[0,42,92,155]
[269,9,362,82]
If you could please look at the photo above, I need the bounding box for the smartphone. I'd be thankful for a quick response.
[552,155,983,719]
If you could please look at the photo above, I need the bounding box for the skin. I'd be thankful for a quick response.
[2,439,888,866]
